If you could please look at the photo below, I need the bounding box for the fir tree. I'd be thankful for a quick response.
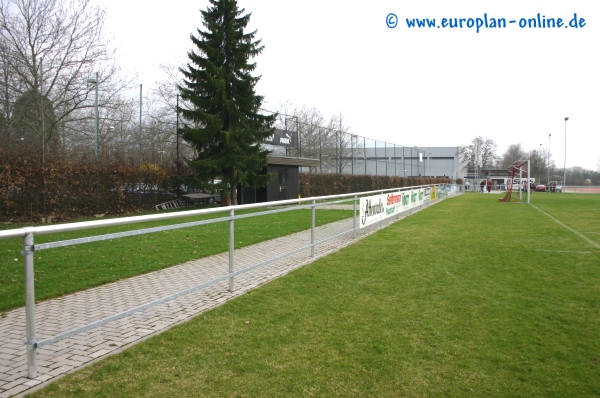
[178,0,275,205]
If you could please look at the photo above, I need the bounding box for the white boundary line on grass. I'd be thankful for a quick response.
[531,204,600,250]
[535,249,592,254]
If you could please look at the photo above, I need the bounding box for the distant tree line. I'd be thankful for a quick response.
[458,137,599,185]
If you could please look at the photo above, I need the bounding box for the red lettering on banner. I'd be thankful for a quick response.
[387,194,402,206]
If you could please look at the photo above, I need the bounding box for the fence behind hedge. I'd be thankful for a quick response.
[299,173,452,197]
[0,146,188,223]
[1,144,458,223]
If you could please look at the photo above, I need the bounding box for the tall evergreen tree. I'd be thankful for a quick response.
[178,0,275,205]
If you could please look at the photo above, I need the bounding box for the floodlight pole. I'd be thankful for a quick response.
[139,84,142,168]
[176,94,180,198]
[564,117,568,190]
[527,159,530,204]
[548,134,551,193]
[86,72,99,160]
[539,143,542,182]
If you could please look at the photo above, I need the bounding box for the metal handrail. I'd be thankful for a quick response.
[0,185,435,239]
[1,183,459,379]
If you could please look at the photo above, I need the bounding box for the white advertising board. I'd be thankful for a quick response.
[359,188,426,228]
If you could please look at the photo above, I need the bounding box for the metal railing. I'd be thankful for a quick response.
[0,184,461,379]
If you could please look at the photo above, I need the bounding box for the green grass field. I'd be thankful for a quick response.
[22,193,600,397]
[0,208,352,312]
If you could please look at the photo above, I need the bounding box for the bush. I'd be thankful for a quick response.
[300,173,451,197]
[0,148,189,223]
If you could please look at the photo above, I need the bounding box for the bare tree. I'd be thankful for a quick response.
[528,147,549,183]
[457,136,498,177]
[323,112,353,174]
[500,144,528,169]
[273,102,325,160]
[273,102,354,174]
[0,0,133,156]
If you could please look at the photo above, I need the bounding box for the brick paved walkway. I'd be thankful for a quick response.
[0,207,418,397]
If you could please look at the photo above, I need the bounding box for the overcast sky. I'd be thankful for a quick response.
[102,0,599,170]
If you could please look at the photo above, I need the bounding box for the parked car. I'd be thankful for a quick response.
[535,184,546,192]
[548,181,563,192]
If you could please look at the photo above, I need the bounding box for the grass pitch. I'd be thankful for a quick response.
[26,193,600,397]
[0,208,351,312]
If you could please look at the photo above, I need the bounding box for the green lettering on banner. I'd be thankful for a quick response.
[402,194,410,206]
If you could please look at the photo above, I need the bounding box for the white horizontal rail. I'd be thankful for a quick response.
[0,185,433,240]
[1,183,459,379]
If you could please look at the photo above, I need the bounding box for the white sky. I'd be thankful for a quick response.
[103,0,599,170]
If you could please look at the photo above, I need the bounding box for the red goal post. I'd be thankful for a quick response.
[499,160,531,203]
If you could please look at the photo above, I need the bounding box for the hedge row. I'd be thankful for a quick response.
[0,149,186,223]
[299,173,452,197]
[1,147,455,223]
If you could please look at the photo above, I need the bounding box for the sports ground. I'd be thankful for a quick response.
[4,192,600,397]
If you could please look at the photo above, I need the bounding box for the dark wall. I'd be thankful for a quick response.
[235,165,300,204]
[264,165,299,202]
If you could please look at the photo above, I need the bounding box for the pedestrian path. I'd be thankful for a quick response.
[0,207,411,397]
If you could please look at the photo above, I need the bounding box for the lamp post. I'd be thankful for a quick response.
[350,134,356,175]
[86,73,99,160]
[539,143,542,180]
[414,146,420,177]
[548,134,551,192]
[176,94,180,198]
[106,126,114,158]
[428,152,432,177]
[538,143,542,183]
[564,117,569,189]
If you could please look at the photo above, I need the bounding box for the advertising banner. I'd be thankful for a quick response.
[264,128,297,148]
[430,186,438,201]
[359,189,425,228]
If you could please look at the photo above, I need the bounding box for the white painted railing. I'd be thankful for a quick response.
[0,184,461,378]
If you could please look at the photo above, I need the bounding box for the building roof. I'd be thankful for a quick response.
[267,156,320,167]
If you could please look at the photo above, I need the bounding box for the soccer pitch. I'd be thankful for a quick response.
[30,193,600,397]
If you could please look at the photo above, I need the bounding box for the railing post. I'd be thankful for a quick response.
[379,190,384,228]
[23,231,37,379]
[311,199,316,257]
[228,208,234,292]
[353,194,357,238]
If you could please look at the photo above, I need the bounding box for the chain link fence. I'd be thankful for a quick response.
[1,93,430,222]
[270,114,427,177]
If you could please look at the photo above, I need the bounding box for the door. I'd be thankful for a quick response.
[279,170,288,200]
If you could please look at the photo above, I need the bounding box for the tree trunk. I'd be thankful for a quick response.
[230,170,238,205]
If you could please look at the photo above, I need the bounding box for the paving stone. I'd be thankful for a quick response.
[0,383,30,398]
[48,365,74,377]
[88,349,110,359]
[0,377,29,390]
[23,378,42,387]
[0,205,437,396]
[35,374,54,382]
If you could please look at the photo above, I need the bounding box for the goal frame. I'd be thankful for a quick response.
[499,160,530,204]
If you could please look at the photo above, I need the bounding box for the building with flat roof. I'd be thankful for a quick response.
[305,146,465,181]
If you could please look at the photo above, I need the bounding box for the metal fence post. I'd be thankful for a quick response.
[311,199,316,257]
[353,194,357,238]
[23,231,37,379]
[228,208,234,292]
[380,190,384,228]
